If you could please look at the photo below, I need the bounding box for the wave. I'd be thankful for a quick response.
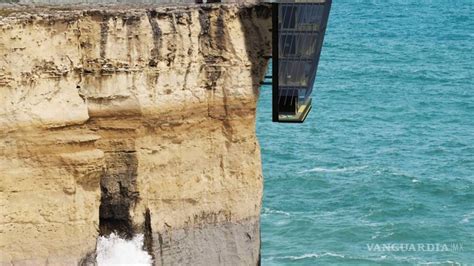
[278,252,346,260]
[298,165,368,174]
[96,233,152,266]
[262,207,291,217]
[460,211,474,224]
[263,252,466,264]
[419,261,464,265]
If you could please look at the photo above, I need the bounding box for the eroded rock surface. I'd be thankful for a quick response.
[0,3,271,265]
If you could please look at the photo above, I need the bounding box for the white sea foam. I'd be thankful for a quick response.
[298,165,368,174]
[280,252,346,260]
[460,212,474,224]
[262,207,291,216]
[96,233,152,266]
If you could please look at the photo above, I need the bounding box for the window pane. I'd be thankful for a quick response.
[281,6,296,29]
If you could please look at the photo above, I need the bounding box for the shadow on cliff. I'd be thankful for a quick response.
[237,4,272,266]
[238,4,272,98]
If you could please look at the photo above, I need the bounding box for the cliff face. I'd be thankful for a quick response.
[0,4,271,265]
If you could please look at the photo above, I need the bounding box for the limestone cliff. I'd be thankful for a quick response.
[0,3,271,265]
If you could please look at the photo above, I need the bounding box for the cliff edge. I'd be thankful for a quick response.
[0,3,271,265]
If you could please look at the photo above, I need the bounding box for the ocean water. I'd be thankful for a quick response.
[256,0,473,265]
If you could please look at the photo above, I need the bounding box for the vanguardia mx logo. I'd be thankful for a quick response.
[366,243,464,252]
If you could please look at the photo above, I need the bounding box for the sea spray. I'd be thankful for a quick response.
[96,233,153,266]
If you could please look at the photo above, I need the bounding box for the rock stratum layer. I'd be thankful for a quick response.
[0,4,271,265]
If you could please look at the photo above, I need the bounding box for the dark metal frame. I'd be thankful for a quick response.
[272,2,280,122]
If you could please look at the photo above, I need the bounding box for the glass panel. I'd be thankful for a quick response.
[280,33,319,59]
[279,60,312,87]
[278,88,298,114]
[296,5,324,31]
[281,6,296,29]
[281,35,296,56]
[295,34,318,58]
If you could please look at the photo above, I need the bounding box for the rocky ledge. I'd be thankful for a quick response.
[0,3,271,265]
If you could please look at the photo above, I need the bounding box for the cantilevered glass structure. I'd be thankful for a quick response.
[272,0,332,122]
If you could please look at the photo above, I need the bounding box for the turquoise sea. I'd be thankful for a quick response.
[257,0,473,265]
